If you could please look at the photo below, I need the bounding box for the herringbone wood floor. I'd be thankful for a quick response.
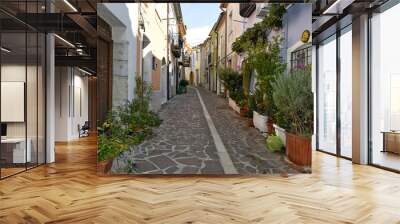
[1,136,400,223]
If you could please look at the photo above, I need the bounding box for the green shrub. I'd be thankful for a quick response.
[219,67,244,102]
[272,67,313,136]
[266,135,284,152]
[179,79,189,87]
[97,78,161,162]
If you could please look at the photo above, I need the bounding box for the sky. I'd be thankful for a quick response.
[181,3,221,47]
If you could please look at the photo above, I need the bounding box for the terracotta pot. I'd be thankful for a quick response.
[267,118,275,135]
[97,159,113,174]
[246,118,254,127]
[286,132,311,167]
[239,107,249,117]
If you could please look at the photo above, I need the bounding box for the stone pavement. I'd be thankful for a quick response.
[111,88,224,174]
[111,87,298,175]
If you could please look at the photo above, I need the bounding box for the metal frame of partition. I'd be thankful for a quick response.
[315,18,353,161]
[0,1,47,180]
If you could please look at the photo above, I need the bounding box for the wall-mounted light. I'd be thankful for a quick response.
[63,0,78,12]
[54,34,75,48]
[78,67,93,76]
[323,0,355,15]
[1,47,11,53]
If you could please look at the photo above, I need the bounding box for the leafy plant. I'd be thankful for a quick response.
[125,159,136,173]
[272,67,313,136]
[218,67,245,103]
[249,37,286,117]
[97,78,161,162]
[179,79,189,87]
[241,61,252,97]
[246,95,257,118]
[266,135,285,152]
[178,79,189,94]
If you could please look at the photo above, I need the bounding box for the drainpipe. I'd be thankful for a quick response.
[166,3,170,100]
[216,32,219,94]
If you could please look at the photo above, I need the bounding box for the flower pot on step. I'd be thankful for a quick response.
[273,124,286,146]
[286,132,311,167]
[267,117,275,135]
[253,111,268,133]
[246,118,254,127]
[239,107,249,117]
[97,159,113,175]
[228,97,241,114]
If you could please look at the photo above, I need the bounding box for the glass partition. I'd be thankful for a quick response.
[0,2,46,179]
[370,4,400,171]
[1,31,28,177]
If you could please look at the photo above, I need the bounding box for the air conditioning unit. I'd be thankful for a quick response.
[256,4,272,19]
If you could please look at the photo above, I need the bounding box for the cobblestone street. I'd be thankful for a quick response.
[112,87,298,175]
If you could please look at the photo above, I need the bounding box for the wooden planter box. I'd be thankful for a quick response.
[286,132,311,167]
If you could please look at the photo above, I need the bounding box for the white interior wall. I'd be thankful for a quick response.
[54,67,89,141]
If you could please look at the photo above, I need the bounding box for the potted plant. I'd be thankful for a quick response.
[97,119,128,174]
[245,95,256,127]
[252,87,269,133]
[272,67,313,168]
[178,79,189,94]
[219,67,244,114]
[272,110,290,146]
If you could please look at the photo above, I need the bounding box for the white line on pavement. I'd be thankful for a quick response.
[193,87,238,175]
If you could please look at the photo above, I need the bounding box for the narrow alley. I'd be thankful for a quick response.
[112,87,298,175]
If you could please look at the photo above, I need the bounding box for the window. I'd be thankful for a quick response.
[291,46,311,70]
[152,56,157,70]
[370,3,400,171]
[339,26,352,158]
[317,35,337,155]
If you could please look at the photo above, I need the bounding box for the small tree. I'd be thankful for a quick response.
[248,38,286,117]
[272,67,313,136]
[218,67,243,102]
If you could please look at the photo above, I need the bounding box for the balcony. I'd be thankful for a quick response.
[239,3,256,18]
[171,43,181,58]
[182,55,191,67]
[170,33,183,58]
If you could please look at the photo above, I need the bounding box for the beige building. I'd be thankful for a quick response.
[191,46,201,86]
[221,3,244,72]
[139,3,169,111]
[213,9,227,95]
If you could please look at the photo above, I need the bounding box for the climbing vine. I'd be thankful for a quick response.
[232,4,286,54]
